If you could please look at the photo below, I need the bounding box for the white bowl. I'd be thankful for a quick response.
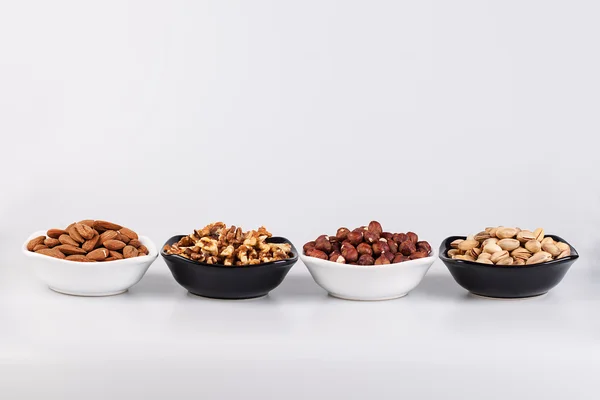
[23,231,159,296]
[301,250,436,301]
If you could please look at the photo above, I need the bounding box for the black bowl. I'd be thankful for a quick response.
[161,235,298,300]
[439,235,579,299]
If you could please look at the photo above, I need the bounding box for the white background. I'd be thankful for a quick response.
[1,1,600,399]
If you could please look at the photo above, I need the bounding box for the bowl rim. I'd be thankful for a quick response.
[23,230,158,265]
[300,249,437,269]
[438,234,579,269]
[161,235,298,269]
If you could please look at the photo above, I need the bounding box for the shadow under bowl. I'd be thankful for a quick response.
[439,235,579,299]
[161,235,298,300]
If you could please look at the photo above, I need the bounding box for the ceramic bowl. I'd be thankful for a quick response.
[439,235,579,299]
[161,236,298,299]
[23,231,158,296]
[301,250,436,301]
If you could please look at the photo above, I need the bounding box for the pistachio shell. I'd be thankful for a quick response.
[491,250,510,263]
[478,252,492,260]
[533,228,544,242]
[483,243,503,254]
[454,254,475,261]
[482,238,499,248]
[541,237,555,246]
[556,242,570,252]
[496,256,514,266]
[450,239,464,249]
[458,239,479,251]
[498,238,520,251]
[525,240,542,253]
[542,242,561,257]
[557,249,571,259]
[496,227,518,239]
[476,258,494,264]
[516,230,536,243]
[526,251,552,265]
[474,231,492,241]
[513,258,526,266]
[447,249,461,257]
[511,247,532,260]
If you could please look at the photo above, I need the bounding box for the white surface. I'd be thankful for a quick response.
[302,251,436,301]
[1,0,600,399]
[23,231,158,297]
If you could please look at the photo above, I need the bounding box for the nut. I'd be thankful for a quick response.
[497,239,520,251]
[307,249,328,260]
[374,255,390,265]
[372,239,390,256]
[356,242,373,256]
[303,241,316,254]
[483,243,503,254]
[367,221,383,235]
[399,240,416,256]
[496,227,518,239]
[27,236,46,252]
[336,228,350,241]
[363,231,380,244]
[476,258,494,264]
[526,251,552,265]
[346,231,363,246]
[29,221,144,262]
[315,235,332,253]
[533,228,544,242]
[525,240,542,253]
[516,230,536,243]
[357,254,375,265]
[473,231,492,241]
[458,239,479,251]
[341,243,359,263]
[541,242,561,257]
[329,252,346,263]
[496,257,514,266]
[406,232,418,244]
[450,239,464,249]
[490,250,510,263]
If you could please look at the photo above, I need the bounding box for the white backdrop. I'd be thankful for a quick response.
[1,1,599,399]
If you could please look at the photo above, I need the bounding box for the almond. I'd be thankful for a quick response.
[78,219,95,227]
[138,245,148,255]
[128,239,142,249]
[27,236,46,251]
[36,248,66,259]
[94,220,122,232]
[47,229,66,239]
[119,227,138,241]
[109,250,124,259]
[33,244,48,252]
[104,240,126,251]
[123,245,139,259]
[100,230,118,244]
[65,255,90,262]
[59,234,79,247]
[44,238,61,247]
[75,223,96,240]
[67,225,85,244]
[87,248,110,261]
[82,233,100,252]
[104,257,119,262]
[56,244,87,255]
[118,233,131,244]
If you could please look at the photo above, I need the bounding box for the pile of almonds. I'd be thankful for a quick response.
[448,226,571,266]
[27,220,149,262]
[304,221,431,265]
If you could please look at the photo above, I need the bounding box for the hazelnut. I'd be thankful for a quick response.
[341,243,359,263]
[381,232,393,240]
[392,233,408,244]
[367,221,383,235]
[329,251,346,263]
[352,226,367,233]
[392,254,407,264]
[346,231,363,246]
[303,241,316,254]
[407,232,418,244]
[399,240,416,256]
[409,251,428,260]
[356,242,373,256]
[357,254,375,265]
[363,231,380,244]
[372,239,390,256]
[336,227,350,242]
[383,250,395,262]
[315,235,332,254]
[416,241,431,254]
[386,239,398,254]
[307,249,328,260]
[331,241,341,254]
[374,255,390,265]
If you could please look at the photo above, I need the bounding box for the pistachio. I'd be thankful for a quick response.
[496,257,514,266]
[498,238,520,251]
[476,258,494,264]
[525,240,542,253]
[542,242,561,257]
[458,239,479,251]
[489,227,498,237]
[466,247,482,258]
[454,254,475,262]
[474,231,492,241]
[511,247,532,260]
[513,258,526,266]
[541,237,555,246]
[447,249,461,257]
[491,250,510,263]
[450,239,464,249]
[556,242,570,252]
[496,227,518,239]
[533,228,544,242]
[478,252,492,261]
[516,230,536,243]
[526,251,552,265]
[482,238,499,248]
[557,249,571,259]
[483,243,503,254]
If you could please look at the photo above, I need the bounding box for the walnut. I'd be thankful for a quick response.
[164,222,293,266]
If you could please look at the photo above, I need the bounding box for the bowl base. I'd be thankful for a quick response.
[329,292,408,301]
[49,287,128,297]
[469,291,548,300]
[187,291,268,301]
